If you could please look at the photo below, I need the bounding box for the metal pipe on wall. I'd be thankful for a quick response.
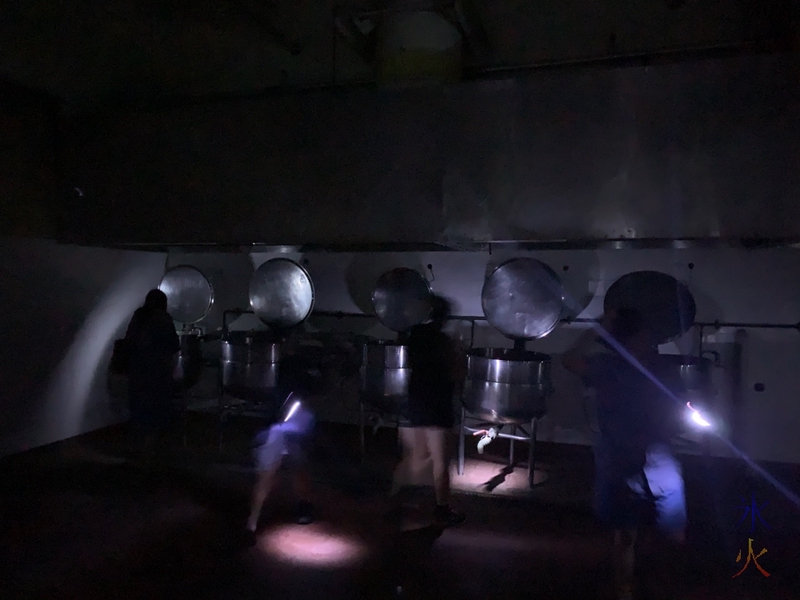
[565,317,800,331]
[69,44,789,116]
[695,321,800,330]
[213,310,800,335]
[313,310,486,320]
[475,43,763,79]
[102,238,800,252]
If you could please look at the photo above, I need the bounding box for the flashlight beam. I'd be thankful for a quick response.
[283,400,300,422]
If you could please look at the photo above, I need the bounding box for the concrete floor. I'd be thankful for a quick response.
[1,415,799,600]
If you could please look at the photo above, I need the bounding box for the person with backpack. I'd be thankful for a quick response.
[123,289,181,466]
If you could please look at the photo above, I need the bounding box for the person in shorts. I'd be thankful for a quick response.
[562,308,687,600]
[247,395,315,531]
[390,295,465,528]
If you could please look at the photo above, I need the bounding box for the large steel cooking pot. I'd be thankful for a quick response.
[462,381,549,425]
[249,258,315,329]
[464,258,562,423]
[159,265,214,324]
[481,258,565,341]
[604,271,697,344]
[462,349,552,424]
[175,329,204,391]
[361,341,411,415]
[371,268,433,333]
[157,266,213,395]
[656,354,714,396]
[467,348,551,385]
[221,331,281,401]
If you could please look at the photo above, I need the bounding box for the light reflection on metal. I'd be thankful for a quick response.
[259,524,369,568]
[361,341,411,414]
[687,402,712,428]
[249,258,315,329]
[480,258,564,340]
[371,267,432,332]
[159,265,214,324]
[250,245,303,254]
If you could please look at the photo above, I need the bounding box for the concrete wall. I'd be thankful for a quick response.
[0,238,166,456]
[3,0,795,108]
[0,83,59,238]
[480,0,790,65]
[62,54,800,246]
[170,246,800,465]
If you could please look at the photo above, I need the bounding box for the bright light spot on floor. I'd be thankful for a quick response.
[259,523,369,568]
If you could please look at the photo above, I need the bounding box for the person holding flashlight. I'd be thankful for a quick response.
[562,308,687,600]
[247,395,315,532]
[247,333,317,532]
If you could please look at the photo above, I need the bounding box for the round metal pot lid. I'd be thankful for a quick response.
[603,271,697,344]
[481,258,565,340]
[371,267,433,333]
[249,258,315,329]
[158,265,214,324]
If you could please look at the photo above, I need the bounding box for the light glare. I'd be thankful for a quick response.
[691,410,711,428]
[686,402,712,428]
[258,524,368,568]
[283,400,301,422]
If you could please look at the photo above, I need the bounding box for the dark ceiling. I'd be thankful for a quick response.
[3,0,792,112]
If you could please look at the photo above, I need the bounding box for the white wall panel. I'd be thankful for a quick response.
[0,238,166,456]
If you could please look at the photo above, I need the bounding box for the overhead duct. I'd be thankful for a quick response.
[377,9,464,86]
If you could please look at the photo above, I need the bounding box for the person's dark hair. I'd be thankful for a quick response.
[430,295,452,324]
[612,307,644,342]
[144,288,168,311]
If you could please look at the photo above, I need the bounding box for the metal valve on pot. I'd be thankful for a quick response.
[473,427,498,454]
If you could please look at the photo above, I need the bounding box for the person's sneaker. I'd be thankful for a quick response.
[296,501,314,525]
[434,504,466,527]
